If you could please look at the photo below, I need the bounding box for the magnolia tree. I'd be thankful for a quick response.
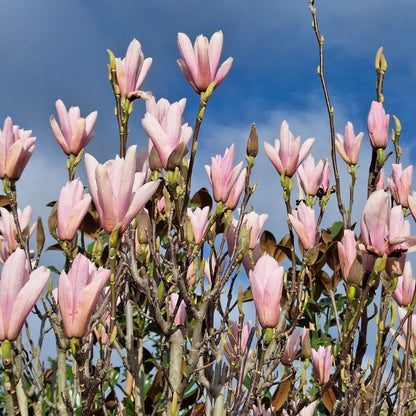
[1,2,416,416]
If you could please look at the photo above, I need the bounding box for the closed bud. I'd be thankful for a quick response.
[246,124,258,158]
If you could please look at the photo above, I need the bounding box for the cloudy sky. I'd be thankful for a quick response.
[2,1,416,265]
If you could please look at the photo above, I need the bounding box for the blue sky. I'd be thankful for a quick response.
[2,1,416,261]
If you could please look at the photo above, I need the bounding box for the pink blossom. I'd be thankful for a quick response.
[142,100,192,169]
[375,168,385,190]
[85,145,160,234]
[187,206,210,244]
[297,155,329,196]
[335,122,363,165]
[177,31,233,93]
[367,101,389,149]
[115,39,152,99]
[393,261,416,307]
[57,179,91,241]
[409,193,416,221]
[360,190,416,275]
[50,99,97,155]
[168,293,186,326]
[337,230,358,283]
[204,256,226,286]
[398,307,416,352]
[281,329,300,366]
[288,202,317,250]
[264,121,314,177]
[0,248,50,341]
[311,345,332,384]
[249,254,284,328]
[227,211,268,254]
[250,405,273,416]
[227,320,251,360]
[242,242,261,276]
[58,253,110,339]
[0,116,35,180]
[205,144,246,210]
[0,206,36,263]
[388,164,413,207]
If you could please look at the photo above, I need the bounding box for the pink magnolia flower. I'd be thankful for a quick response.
[367,101,390,149]
[281,401,318,416]
[204,255,226,286]
[397,307,416,352]
[227,211,268,254]
[250,405,273,416]
[288,202,317,250]
[281,329,300,366]
[57,179,92,241]
[360,190,416,275]
[168,293,186,326]
[187,206,210,244]
[375,168,385,190]
[0,248,50,341]
[0,206,36,263]
[337,230,358,283]
[142,100,192,169]
[264,121,314,177]
[388,164,413,207]
[0,116,35,180]
[249,254,284,328]
[115,39,152,99]
[50,99,97,156]
[227,320,251,360]
[409,193,416,221]
[393,261,416,307]
[311,345,332,384]
[297,155,329,197]
[58,253,110,339]
[335,122,364,165]
[85,145,160,234]
[177,31,233,93]
[242,242,261,275]
[205,144,246,210]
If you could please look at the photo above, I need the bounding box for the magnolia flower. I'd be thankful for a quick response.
[0,248,50,341]
[58,253,110,339]
[168,293,186,326]
[393,261,416,307]
[337,230,358,283]
[57,179,91,241]
[227,211,268,254]
[50,99,97,155]
[367,101,389,149]
[297,155,329,197]
[227,320,251,361]
[264,121,314,177]
[142,100,192,169]
[311,345,332,384]
[281,329,300,366]
[177,31,233,93]
[187,206,210,244]
[205,144,246,210]
[397,307,416,352]
[85,145,160,234]
[360,190,416,275]
[249,254,284,328]
[288,202,317,250]
[0,206,36,263]
[388,164,413,207]
[115,39,152,99]
[335,122,363,165]
[0,116,35,180]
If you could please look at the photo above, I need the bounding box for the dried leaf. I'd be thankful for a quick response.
[271,378,291,411]
[190,188,213,212]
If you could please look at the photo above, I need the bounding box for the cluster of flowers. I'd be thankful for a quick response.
[0,25,416,415]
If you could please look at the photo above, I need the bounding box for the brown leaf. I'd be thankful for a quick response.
[322,387,337,413]
[191,188,213,212]
[36,217,45,254]
[271,378,291,411]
